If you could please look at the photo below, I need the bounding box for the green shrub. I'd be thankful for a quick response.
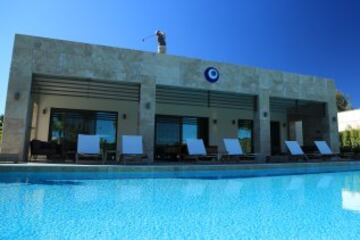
[340,128,360,152]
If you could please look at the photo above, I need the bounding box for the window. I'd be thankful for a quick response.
[155,116,181,145]
[49,109,117,152]
[155,115,208,146]
[238,119,253,153]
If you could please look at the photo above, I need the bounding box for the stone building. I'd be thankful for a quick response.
[0,34,339,162]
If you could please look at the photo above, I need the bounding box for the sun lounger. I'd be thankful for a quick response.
[221,138,255,162]
[76,134,103,163]
[313,141,340,160]
[119,135,148,164]
[185,139,216,162]
[284,141,309,161]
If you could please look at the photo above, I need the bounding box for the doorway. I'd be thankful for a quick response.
[270,121,281,155]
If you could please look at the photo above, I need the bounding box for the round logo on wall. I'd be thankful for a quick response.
[204,67,220,83]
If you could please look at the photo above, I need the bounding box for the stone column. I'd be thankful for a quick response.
[254,90,271,161]
[1,35,33,162]
[324,97,340,153]
[138,76,156,162]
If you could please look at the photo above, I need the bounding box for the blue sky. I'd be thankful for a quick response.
[0,0,359,114]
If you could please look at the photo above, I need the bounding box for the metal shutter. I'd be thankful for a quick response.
[32,74,140,102]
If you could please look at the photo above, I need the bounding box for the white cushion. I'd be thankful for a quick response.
[314,141,333,155]
[122,135,143,154]
[285,141,304,155]
[186,139,207,155]
[77,134,100,154]
[223,138,244,155]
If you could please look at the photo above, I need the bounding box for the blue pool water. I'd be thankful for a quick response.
[1,171,360,239]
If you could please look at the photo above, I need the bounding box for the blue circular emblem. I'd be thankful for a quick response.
[204,67,219,83]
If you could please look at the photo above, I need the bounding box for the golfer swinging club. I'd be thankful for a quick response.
[155,30,166,54]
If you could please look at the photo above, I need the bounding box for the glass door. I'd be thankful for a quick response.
[270,121,281,155]
[238,119,253,153]
[49,109,118,158]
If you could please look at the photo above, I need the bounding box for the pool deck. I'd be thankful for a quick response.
[1,160,360,180]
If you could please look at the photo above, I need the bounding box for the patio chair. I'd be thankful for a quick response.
[313,141,340,160]
[206,145,219,160]
[75,134,103,163]
[155,144,182,161]
[284,141,309,161]
[184,139,217,162]
[119,135,148,164]
[221,138,255,162]
[340,146,354,160]
[30,139,61,160]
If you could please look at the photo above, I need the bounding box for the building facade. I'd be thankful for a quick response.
[0,34,340,162]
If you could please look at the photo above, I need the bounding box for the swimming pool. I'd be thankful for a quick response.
[1,169,360,239]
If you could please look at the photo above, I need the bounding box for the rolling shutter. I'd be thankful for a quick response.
[32,74,140,102]
[156,85,256,111]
